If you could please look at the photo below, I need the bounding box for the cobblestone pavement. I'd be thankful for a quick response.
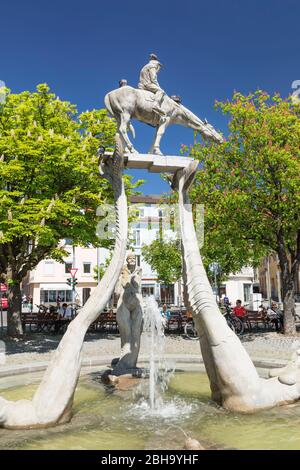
[1,329,300,368]
[241,331,300,360]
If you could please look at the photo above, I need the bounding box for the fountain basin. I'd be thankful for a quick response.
[1,365,300,450]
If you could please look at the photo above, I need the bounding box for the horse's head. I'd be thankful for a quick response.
[198,119,223,144]
[173,103,224,145]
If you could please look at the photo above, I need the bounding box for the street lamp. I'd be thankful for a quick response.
[97,248,101,285]
[210,262,219,303]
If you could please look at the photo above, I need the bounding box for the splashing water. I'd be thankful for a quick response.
[143,295,170,409]
[129,296,193,419]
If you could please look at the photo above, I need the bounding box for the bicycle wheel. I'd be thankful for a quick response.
[226,318,236,334]
[184,322,199,340]
[232,317,244,336]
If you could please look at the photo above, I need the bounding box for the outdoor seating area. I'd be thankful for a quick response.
[89,310,118,332]
[20,305,299,337]
[244,309,270,331]
[21,307,120,335]
[20,306,198,337]
[244,308,300,332]
[21,311,72,334]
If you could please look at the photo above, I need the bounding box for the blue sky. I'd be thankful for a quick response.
[1,0,299,194]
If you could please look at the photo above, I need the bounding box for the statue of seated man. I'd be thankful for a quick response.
[113,252,143,374]
[138,53,166,117]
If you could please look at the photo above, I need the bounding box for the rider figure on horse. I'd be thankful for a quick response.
[138,53,166,117]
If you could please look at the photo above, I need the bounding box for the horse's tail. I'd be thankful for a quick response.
[128,123,135,139]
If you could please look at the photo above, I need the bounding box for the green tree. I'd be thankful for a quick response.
[0,84,140,336]
[188,90,300,334]
[142,238,182,292]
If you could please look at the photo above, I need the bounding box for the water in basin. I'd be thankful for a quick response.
[1,370,300,450]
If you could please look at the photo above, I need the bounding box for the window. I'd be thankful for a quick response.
[133,230,140,246]
[57,290,66,302]
[83,288,91,305]
[253,284,260,294]
[66,291,73,302]
[243,284,252,303]
[271,278,276,297]
[83,262,91,274]
[160,285,175,304]
[40,290,49,303]
[40,290,73,304]
[65,263,72,274]
[142,286,154,297]
[48,290,57,302]
[44,261,54,276]
[136,255,141,267]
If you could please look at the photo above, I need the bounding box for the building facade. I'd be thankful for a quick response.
[258,254,300,303]
[24,242,106,309]
[24,196,181,309]
[129,195,181,305]
[220,266,258,307]
[24,195,258,310]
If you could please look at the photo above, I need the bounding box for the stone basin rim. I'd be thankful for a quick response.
[0,354,288,379]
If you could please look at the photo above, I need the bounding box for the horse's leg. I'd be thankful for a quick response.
[148,127,159,154]
[119,112,137,154]
[152,118,170,155]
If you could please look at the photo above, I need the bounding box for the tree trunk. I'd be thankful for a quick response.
[277,233,296,335]
[282,282,296,335]
[7,281,23,337]
[278,260,295,335]
[283,259,300,335]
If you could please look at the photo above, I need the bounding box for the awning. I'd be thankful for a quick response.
[40,284,72,291]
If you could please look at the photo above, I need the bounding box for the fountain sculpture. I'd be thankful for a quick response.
[113,252,143,375]
[1,55,300,430]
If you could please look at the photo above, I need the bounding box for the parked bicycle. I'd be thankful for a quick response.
[184,317,199,340]
[222,305,244,336]
[35,304,49,314]
[294,312,300,322]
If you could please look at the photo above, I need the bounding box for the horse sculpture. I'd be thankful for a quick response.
[104,86,223,155]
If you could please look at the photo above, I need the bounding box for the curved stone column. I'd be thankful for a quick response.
[173,161,300,413]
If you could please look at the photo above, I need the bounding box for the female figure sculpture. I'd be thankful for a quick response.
[113,253,143,375]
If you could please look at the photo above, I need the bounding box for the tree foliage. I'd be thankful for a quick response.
[142,238,182,286]
[0,83,141,335]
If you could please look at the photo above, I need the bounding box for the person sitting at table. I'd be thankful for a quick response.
[53,304,70,334]
[267,301,283,332]
[232,299,246,318]
[58,303,72,319]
